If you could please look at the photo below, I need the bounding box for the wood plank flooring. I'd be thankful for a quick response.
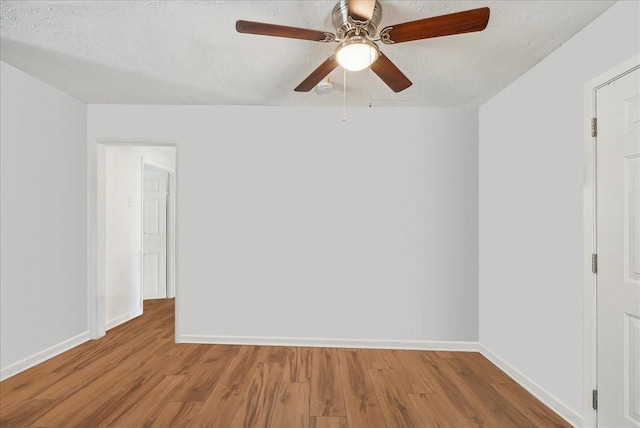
[0,299,571,427]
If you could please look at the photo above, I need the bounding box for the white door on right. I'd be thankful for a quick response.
[597,66,640,427]
[143,168,168,300]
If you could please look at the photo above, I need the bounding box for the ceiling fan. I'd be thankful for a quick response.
[236,0,490,93]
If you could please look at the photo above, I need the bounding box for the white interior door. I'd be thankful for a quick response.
[597,66,640,427]
[143,168,168,299]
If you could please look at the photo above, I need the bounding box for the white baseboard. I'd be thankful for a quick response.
[477,345,582,428]
[0,331,90,381]
[106,308,143,330]
[178,334,479,351]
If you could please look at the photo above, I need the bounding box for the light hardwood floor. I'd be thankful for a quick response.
[0,299,570,427]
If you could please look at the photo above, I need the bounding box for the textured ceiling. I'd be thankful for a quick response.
[0,1,615,107]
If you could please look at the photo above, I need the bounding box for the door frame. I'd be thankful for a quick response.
[88,140,179,342]
[141,158,176,300]
[583,54,639,428]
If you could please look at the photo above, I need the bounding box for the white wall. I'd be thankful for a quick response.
[89,105,479,345]
[104,145,175,329]
[0,61,88,379]
[479,1,640,425]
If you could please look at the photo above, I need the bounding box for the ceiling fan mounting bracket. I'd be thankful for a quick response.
[321,33,337,43]
[379,27,394,44]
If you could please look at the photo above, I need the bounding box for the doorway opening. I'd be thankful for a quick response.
[90,142,177,338]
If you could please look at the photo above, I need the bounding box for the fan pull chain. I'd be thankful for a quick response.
[342,67,347,121]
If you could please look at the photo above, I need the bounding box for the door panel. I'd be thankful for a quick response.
[626,155,640,284]
[626,314,640,425]
[144,199,159,235]
[143,253,159,296]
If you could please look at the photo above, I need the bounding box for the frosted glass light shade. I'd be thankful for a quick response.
[335,37,380,71]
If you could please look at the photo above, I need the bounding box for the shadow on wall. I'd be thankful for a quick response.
[0,38,246,104]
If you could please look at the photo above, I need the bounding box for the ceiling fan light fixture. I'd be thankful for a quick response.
[335,36,379,71]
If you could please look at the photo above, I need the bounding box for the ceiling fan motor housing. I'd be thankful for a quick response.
[332,0,382,39]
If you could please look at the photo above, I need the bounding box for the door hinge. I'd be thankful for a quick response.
[592,389,598,410]
[592,254,598,274]
[591,117,598,137]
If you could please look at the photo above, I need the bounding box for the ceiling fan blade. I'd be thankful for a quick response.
[294,56,339,92]
[236,20,335,42]
[370,52,412,93]
[348,0,376,21]
[380,7,490,44]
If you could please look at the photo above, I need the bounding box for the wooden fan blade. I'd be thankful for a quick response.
[294,56,339,92]
[236,20,335,42]
[348,0,376,21]
[370,52,412,93]
[380,7,490,44]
